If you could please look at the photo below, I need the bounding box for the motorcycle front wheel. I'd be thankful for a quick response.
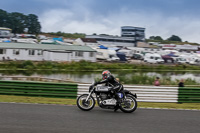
[77,94,95,111]
[119,94,137,113]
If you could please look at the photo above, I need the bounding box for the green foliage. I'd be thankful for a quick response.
[22,60,35,70]
[0,9,8,27]
[1,61,200,71]
[26,14,41,34]
[46,31,86,39]
[116,73,199,86]
[8,12,27,33]
[0,61,200,85]
[149,36,163,41]
[0,9,41,34]
[167,35,182,42]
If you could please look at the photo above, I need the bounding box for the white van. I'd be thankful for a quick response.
[175,57,187,64]
[144,53,164,64]
[174,54,191,64]
[95,49,120,61]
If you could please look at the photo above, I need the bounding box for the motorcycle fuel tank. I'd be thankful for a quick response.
[95,86,111,92]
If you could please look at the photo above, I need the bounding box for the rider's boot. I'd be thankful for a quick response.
[114,99,121,112]
[114,103,119,112]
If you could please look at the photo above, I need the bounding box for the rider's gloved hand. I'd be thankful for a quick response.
[89,85,94,92]
[94,82,98,86]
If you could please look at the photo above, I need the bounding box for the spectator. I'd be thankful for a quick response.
[178,79,184,87]
[154,77,160,86]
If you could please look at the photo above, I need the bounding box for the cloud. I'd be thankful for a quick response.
[40,7,200,43]
[40,8,119,35]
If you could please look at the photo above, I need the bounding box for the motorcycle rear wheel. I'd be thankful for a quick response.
[119,94,137,113]
[77,94,95,111]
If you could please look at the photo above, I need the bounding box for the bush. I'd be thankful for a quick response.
[22,61,35,69]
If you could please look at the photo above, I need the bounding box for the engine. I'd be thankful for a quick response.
[99,93,116,106]
[100,93,109,100]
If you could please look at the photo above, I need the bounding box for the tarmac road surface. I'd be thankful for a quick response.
[0,102,199,133]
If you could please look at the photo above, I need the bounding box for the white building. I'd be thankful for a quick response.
[85,35,136,47]
[121,26,145,42]
[0,43,96,62]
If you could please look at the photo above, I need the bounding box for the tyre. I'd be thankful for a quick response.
[77,94,95,111]
[119,94,137,113]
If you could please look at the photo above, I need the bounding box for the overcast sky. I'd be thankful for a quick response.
[1,0,200,43]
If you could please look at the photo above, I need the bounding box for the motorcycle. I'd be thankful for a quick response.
[77,84,137,113]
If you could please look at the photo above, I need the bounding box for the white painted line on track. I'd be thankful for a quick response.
[139,107,200,111]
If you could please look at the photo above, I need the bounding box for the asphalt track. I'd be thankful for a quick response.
[0,102,200,133]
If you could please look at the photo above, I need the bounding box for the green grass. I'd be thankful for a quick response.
[2,60,200,71]
[0,95,76,105]
[0,95,200,110]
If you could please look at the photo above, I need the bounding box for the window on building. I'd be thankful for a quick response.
[13,49,20,55]
[37,50,43,55]
[97,52,103,55]
[29,50,35,55]
[75,51,83,57]
[89,52,94,57]
[0,49,6,54]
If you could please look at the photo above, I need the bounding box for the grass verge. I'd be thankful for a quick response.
[0,95,200,110]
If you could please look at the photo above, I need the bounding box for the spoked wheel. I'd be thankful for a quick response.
[119,94,137,113]
[77,94,95,111]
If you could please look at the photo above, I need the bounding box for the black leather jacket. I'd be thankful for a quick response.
[96,75,123,92]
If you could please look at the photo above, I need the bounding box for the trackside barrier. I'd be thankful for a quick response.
[1,81,199,103]
[78,84,179,103]
[178,87,200,103]
[0,80,78,99]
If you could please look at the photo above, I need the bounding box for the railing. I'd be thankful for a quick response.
[0,80,77,99]
[78,84,179,103]
[178,87,200,103]
[0,80,199,103]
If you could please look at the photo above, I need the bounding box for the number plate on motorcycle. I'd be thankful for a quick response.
[96,86,109,92]
[117,93,123,98]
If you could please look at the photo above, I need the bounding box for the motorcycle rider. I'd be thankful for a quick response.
[92,70,123,111]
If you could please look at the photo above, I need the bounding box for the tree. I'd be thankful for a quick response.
[167,35,182,42]
[149,36,163,41]
[26,14,41,34]
[56,31,63,36]
[0,9,8,27]
[154,36,163,41]
[149,36,155,40]
[0,9,41,34]
[8,12,27,33]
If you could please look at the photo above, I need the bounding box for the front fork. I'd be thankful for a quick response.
[85,91,93,102]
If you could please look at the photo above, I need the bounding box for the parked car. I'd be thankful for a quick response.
[144,53,164,64]
[175,57,187,64]
[189,58,200,65]
[132,53,143,60]
[162,55,174,63]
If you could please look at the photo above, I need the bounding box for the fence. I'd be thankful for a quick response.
[0,80,200,103]
[178,87,200,103]
[0,80,77,99]
[78,84,179,103]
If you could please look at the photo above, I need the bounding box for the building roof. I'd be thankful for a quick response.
[121,26,145,30]
[86,35,135,41]
[0,27,12,31]
[0,42,96,52]
[81,38,97,43]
